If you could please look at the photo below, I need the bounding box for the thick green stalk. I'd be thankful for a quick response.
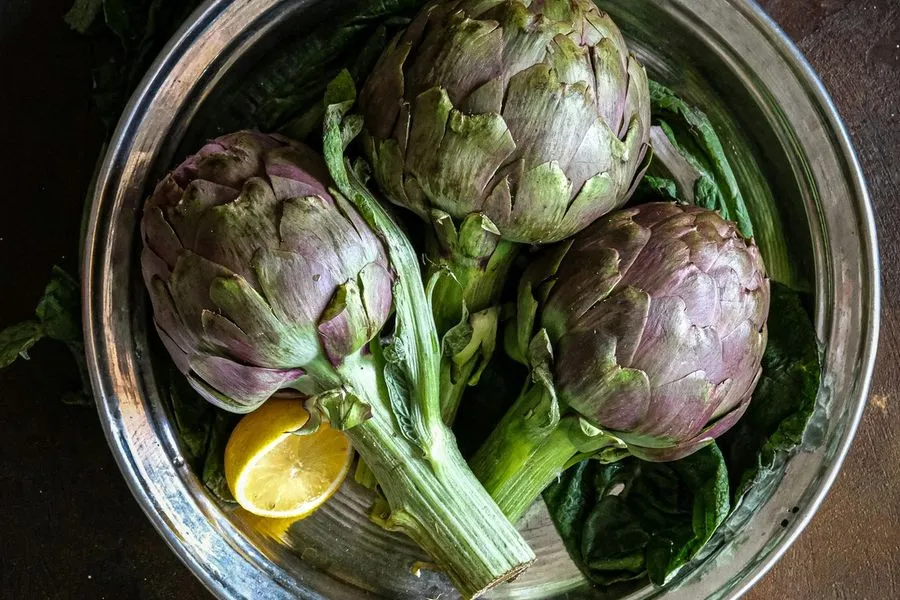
[470,380,629,523]
[322,97,534,596]
[469,389,580,523]
[333,355,535,598]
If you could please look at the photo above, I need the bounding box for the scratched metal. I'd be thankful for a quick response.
[81,0,879,598]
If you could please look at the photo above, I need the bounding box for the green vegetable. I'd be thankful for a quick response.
[0,266,91,405]
[637,85,822,502]
[471,203,769,522]
[719,282,821,501]
[359,0,652,423]
[646,82,753,238]
[202,410,240,503]
[324,95,538,596]
[543,444,730,587]
[164,364,239,502]
[49,3,824,596]
[193,0,431,138]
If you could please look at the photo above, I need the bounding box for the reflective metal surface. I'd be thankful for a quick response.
[82,0,880,598]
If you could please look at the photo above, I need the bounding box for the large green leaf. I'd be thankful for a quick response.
[35,266,81,342]
[165,364,239,502]
[0,321,45,369]
[718,282,821,501]
[544,444,730,588]
[193,0,430,138]
[65,0,204,128]
[647,82,753,239]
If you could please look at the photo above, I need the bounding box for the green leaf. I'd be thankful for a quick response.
[635,176,678,201]
[544,444,730,589]
[35,266,81,342]
[1,266,83,370]
[162,365,238,503]
[68,0,204,128]
[0,321,45,368]
[312,388,373,431]
[167,367,214,469]
[719,282,821,501]
[647,82,752,238]
[64,0,104,33]
[202,410,240,504]
[196,0,428,137]
[646,79,805,290]
[444,306,499,384]
[382,339,420,445]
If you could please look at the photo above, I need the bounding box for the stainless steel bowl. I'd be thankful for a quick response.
[82,0,880,598]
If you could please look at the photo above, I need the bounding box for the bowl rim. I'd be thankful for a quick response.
[81,0,881,598]
[708,2,880,596]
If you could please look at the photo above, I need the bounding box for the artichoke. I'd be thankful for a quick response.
[471,202,770,521]
[141,131,393,413]
[360,0,651,421]
[141,131,535,598]
[361,0,651,244]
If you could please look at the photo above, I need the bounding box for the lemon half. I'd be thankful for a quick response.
[224,399,353,519]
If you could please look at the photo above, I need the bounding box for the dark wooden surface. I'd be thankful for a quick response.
[0,1,896,598]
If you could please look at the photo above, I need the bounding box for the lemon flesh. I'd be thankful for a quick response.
[224,399,352,519]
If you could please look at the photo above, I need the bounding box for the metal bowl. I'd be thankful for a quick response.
[82,0,880,598]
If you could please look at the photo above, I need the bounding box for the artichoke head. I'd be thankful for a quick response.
[360,0,651,245]
[140,131,393,413]
[515,202,770,461]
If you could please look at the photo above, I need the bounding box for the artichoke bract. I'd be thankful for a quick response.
[472,202,770,522]
[141,131,535,598]
[360,0,651,421]
[141,131,393,413]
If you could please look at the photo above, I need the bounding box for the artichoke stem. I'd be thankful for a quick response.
[427,236,519,336]
[439,357,474,424]
[353,458,378,490]
[335,353,535,598]
[428,232,519,423]
[471,416,580,523]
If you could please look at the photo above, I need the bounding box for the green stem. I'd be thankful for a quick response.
[334,354,535,598]
[322,99,533,595]
[353,458,378,490]
[427,235,519,336]
[469,390,579,523]
[427,231,519,423]
[439,357,473,425]
[470,383,632,523]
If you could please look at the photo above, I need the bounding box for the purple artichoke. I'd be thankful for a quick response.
[472,202,770,521]
[360,0,651,244]
[140,131,393,413]
[543,202,769,459]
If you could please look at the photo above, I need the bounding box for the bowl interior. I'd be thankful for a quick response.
[84,1,878,599]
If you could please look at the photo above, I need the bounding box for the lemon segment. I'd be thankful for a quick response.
[224,399,353,519]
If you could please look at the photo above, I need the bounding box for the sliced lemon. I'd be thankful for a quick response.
[224,398,352,519]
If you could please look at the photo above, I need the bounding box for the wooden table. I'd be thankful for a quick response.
[0,1,896,598]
